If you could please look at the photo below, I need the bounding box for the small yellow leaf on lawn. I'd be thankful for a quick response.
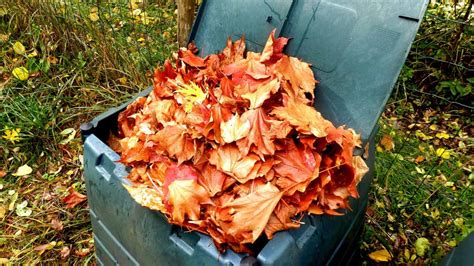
[28,49,38,58]
[2,128,21,143]
[0,258,9,264]
[47,56,58,64]
[12,41,25,55]
[12,164,32,176]
[429,124,437,130]
[380,134,395,151]
[118,77,128,85]
[0,205,6,219]
[0,33,9,42]
[436,132,450,139]
[415,131,433,140]
[132,8,142,16]
[89,7,99,22]
[435,148,450,159]
[368,249,392,262]
[163,31,171,39]
[12,67,29,81]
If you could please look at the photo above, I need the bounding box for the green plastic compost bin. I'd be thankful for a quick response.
[81,0,429,265]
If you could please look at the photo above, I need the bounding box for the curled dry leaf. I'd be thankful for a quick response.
[60,246,71,259]
[62,187,87,209]
[111,29,368,254]
[51,218,64,231]
[368,249,392,262]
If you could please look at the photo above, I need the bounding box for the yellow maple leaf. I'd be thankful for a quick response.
[368,249,392,262]
[12,67,29,81]
[435,148,450,159]
[12,41,25,55]
[435,132,450,139]
[89,7,99,22]
[175,82,207,112]
[2,128,21,143]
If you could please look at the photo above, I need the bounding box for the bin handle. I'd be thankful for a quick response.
[169,232,196,256]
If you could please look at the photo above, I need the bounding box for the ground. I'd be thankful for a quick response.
[0,0,472,264]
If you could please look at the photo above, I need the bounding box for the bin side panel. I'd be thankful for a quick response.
[84,135,245,265]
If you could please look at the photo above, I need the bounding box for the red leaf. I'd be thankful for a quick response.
[215,181,283,243]
[62,187,87,209]
[168,179,211,223]
[179,48,206,67]
[274,140,321,195]
[260,29,289,65]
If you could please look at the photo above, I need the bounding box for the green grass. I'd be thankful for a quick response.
[0,0,472,264]
[362,101,473,263]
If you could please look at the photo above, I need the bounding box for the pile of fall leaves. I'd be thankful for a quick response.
[109,30,368,254]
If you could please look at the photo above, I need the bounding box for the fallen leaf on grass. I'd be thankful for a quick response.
[74,248,91,257]
[51,218,64,231]
[368,249,392,262]
[12,67,29,81]
[415,237,430,257]
[34,241,57,255]
[0,258,9,264]
[59,128,76,145]
[0,205,6,219]
[15,200,32,217]
[415,155,425,163]
[435,148,451,159]
[89,7,99,22]
[12,41,25,55]
[0,170,6,178]
[12,164,32,176]
[60,246,70,259]
[380,134,395,151]
[62,187,87,208]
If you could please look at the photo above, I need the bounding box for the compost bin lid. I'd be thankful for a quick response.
[189,0,429,141]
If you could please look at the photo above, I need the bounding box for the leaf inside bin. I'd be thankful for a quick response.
[110,29,368,254]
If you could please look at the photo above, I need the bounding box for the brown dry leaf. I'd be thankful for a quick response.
[415,155,425,163]
[124,184,166,212]
[0,170,6,178]
[209,145,260,183]
[62,187,87,209]
[274,55,316,99]
[217,182,283,243]
[368,249,392,262]
[220,114,251,143]
[271,97,332,137]
[241,79,280,109]
[60,246,71,259]
[34,241,57,255]
[167,179,211,223]
[380,134,395,151]
[74,248,91,257]
[51,218,64,231]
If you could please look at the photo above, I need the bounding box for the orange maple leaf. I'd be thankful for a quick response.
[208,145,260,183]
[216,181,283,243]
[271,96,333,137]
[62,187,87,209]
[168,179,211,223]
